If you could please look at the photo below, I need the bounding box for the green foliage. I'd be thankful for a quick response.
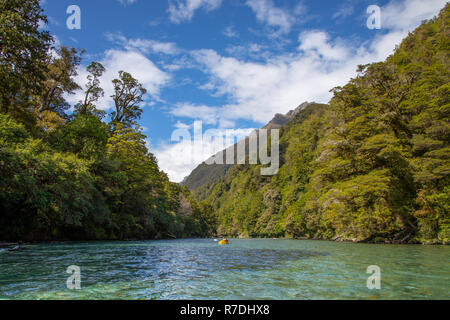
[0,114,29,145]
[0,135,103,240]
[0,0,52,125]
[50,114,109,159]
[0,108,210,241]
[0,0,211,241]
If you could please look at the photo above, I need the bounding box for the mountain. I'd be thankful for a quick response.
[185,5,449,244]
[181,102,313,191]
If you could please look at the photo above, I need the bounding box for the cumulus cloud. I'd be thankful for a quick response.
[382,0,446,30]
[101,50,170,98]
[168,0,223,23]
[170,103,220,125]
[153,125,255,182]
[298,31,349,61]
[245,0,298,34]
[189,44,355,124]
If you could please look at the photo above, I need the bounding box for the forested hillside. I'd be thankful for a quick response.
[0,0,215,241]
[193,5,449,244]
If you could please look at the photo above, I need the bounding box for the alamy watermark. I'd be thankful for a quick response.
[66,5,81,30]
[367,5,381,30]
[171,121,279,176]
[66,265,81,290]
[366,265,381,290]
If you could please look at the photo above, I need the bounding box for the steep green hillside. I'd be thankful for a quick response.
[196,5,449,244]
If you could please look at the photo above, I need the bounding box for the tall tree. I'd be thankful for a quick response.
[75,61,105,119]
[110,71,147,131]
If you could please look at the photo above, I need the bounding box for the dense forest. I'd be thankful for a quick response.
[189,5,449,244]
[0,0,215,241]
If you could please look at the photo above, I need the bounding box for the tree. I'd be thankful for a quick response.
[75,61,106,119]
[0,0,52,122]
[39,46,83,118]
[110,71,147,131]
[51,114,109,159]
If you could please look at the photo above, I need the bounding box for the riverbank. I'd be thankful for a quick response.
[230,233,448,245]
[2,236,448,247]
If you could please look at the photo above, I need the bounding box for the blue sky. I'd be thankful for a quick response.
[41,0,447,181]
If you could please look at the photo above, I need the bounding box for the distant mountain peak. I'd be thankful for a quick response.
[263,101,312,129]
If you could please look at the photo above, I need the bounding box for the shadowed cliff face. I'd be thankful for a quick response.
[180,102,314,191]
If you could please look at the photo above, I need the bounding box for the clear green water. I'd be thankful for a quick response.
[0,239,448,300]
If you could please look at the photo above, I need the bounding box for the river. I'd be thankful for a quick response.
[0,239,448,299]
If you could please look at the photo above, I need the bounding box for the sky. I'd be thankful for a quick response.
[40,0,447,182]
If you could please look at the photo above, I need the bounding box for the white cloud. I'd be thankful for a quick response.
[101,50,170,98]
[127,39,179,55]
[168,0,223,23]
[225,43,266,59]
[153,137,205,182]
[162,55,198,71]
[170,103,220,125]
[189,46,354,124]
[106,33,179,55]
[382,0,446,30]
[174,121,191,129]
[152,125,255,182]
[65,32,174,111]
[298,31,349,61]
[332,3,354,21]
[245,0,297,34]
[118,0,137,6]
[223,25,239,38]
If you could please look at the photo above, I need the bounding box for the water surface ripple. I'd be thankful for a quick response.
[0,239,448,299]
